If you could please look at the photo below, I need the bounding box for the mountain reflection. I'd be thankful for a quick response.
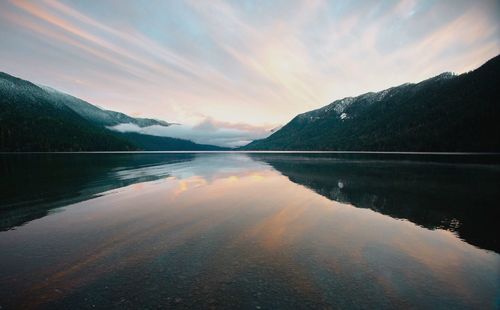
[0,153,498,309]
[251,153,500,253]
[0,154,194,230]
[1,153,498,254]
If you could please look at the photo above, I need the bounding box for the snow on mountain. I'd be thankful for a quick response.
[36,84,171,128]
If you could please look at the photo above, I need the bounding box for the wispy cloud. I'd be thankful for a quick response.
[0,0,498,130]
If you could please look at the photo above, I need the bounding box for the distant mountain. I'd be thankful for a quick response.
[0,72,222,151]
[242,55,500,152]
[114,132,225,151]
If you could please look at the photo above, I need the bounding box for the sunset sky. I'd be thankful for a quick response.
[0,0,499,146]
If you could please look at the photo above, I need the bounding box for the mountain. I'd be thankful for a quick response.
[38,85,171,128]
[0,72,222,151]
[242,55,500,152]
[0,72,136,151]
[114,132,225,151]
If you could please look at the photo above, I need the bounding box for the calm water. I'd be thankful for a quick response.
[0,153,499,309]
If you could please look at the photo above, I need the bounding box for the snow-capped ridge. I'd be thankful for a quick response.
[34,81,171,128]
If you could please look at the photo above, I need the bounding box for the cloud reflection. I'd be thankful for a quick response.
[1,154,497,308]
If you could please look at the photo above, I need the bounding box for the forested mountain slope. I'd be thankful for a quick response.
[242,55,500,152]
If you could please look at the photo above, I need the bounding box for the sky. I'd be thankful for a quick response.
[0,0,499,146]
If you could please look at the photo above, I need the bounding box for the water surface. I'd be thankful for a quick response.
[0,153,499,309]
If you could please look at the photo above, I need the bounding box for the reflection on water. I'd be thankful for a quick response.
[0,153,499,309]
[251,153,500,253]
[0,154,194,230]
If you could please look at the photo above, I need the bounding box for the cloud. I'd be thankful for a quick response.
[108,118,275,148]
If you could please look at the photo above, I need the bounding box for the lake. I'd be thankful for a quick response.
[0,153,499,309]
